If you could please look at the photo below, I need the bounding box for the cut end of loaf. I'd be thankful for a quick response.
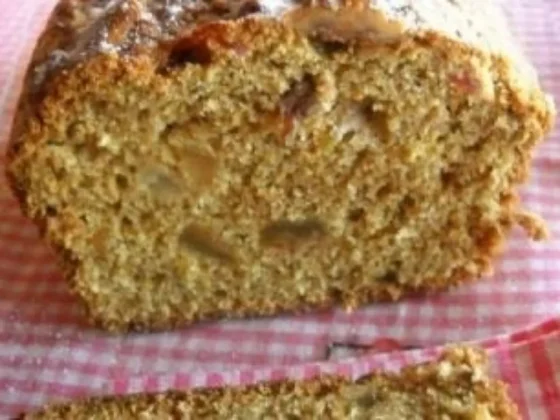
[21,347,520,419]
[7,12,555,330]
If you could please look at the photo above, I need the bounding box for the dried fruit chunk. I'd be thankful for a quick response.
[181,151,218,188]
[335,102,391,144]
[139,166,182,199]
[280,74,317,119]
[160,23,249,71]
[285,7,405,47]
[261,219,326,246]
[179,224,235,262]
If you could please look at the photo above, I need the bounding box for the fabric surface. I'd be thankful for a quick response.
[0,0,559,418]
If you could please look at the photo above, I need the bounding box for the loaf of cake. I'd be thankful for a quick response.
[19,347,520,419]
[7,0,555,331]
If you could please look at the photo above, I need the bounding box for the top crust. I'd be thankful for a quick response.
[13,0,554,101]
[8,0,555,161]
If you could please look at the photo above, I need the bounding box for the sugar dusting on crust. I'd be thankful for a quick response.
[374,0,539,85]
[32,0,129,89]
[31,0,272,90]
[30,0,535,93]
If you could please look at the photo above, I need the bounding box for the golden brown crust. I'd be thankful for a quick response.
[6,0,556,331]
[20,347,520,419]
[9,0,554,127]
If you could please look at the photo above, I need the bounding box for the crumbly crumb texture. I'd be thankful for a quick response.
[6,0,556,331]
[20,347,520,419]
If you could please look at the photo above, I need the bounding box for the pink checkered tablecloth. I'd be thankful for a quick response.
[0,0,559,418]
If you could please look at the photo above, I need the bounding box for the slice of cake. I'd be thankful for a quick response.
[7,0,555,331]
[20,347,520,419]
